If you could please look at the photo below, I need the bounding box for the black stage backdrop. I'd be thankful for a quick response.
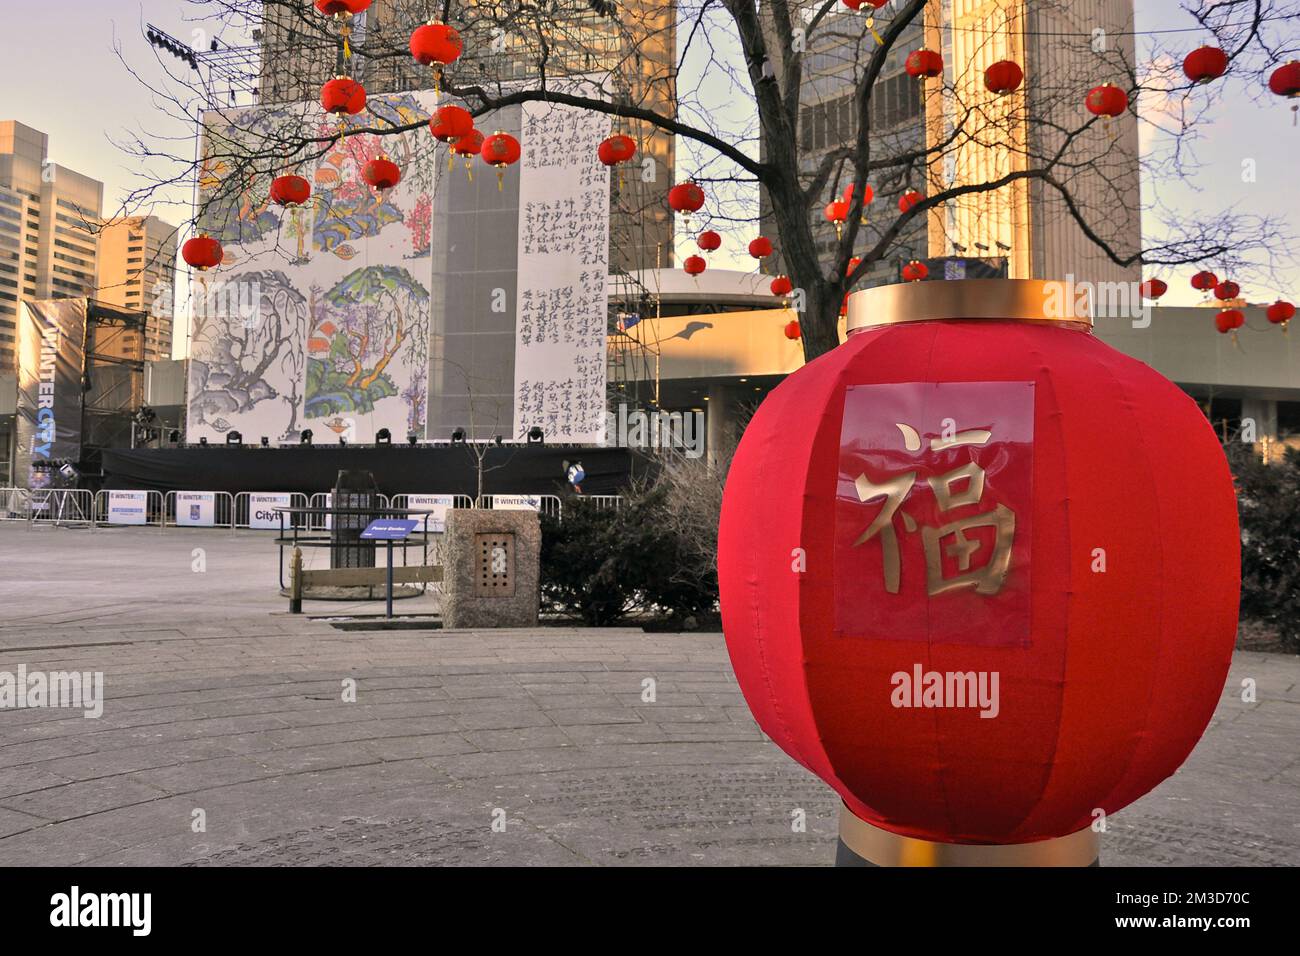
[100,445,651,497]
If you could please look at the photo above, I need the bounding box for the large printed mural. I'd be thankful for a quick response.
[187,93,437,443]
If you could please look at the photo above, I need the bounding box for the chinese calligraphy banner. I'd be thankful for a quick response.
[834,381,1035,647]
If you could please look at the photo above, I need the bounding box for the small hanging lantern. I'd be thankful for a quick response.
[269,175,312,207]
[597,133,637,189]
[362,155,401,191]
[697,230,722,253]
[481,131,521,191]
[904,49,943,81]
[429,104,473,145]
[1183,46,1228,84]
[1085,83,1129,118]
[1267,61,1300,97]
[1266,299,1295,330]
[770,275,793,297]
[985,60,1024,95]
[748,236,773,260]
[182,234,224,272]
[452,128,484,179]
[410,21,463,96]
[824,200,849,238]
[314,0,372,60]
[901,259,928,282]
[668,181,707,229]
[1213,280,1240,301]
[1190,270,1219,292]
[843,182,874,224]
[898,189,924,214]
[684,254,707,277]
[783,319,801,340]
[1215,308,1245,348]
[1139,278,1167,300]
[321,76,367,117]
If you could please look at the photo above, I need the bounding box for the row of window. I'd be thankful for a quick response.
[799,72,923,153]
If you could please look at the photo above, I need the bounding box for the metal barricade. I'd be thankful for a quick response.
[308,491,392,531]
[27,489,95,528]
[586,495,624,511]
[0,488,31,522]
[163,491,237,533]
[234,492,310,530]
[93,490,166,529]
[476,494,562,519]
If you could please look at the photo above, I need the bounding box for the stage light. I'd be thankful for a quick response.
[168,429,181,444]
[407,433,419,447]
[226,431,242,446]
[339,436,347,446]
[300,429,313,446]
[199,437,208,447]
[376,428,392,445]
[451,428,466,443]
[527,426,544,444]
[260,436,270,448]
[493,435,504,446]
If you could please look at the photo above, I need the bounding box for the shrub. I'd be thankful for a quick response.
[1227,442,1300,652]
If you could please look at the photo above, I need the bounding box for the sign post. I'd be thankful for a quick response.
[360,519,420,618]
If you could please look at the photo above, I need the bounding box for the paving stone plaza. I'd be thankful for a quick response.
[0,524,1296,866]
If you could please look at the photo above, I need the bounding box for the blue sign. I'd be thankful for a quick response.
[360,519,420,541]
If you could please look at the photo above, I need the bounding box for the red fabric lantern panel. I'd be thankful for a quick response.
[668,181,706,214]
[718,282,1239,845]
[1213,280,1240,301]
[1183,46,1228,83]
[783,319,801,340]
[321,77,366,116]
[898,189,924,213]
[1215,309,1245,333]
[1266,300,1295,325]
[770,275,793,297]
[182,235,224,271]
[452,128,484,158]
[410,22,463,67]
[984,60,1023,95]
[362,157,401,190]
[824,200,849,224]
[683,254,707,276]
[269,175,312,207]
[697,230,722,253]
[429,105,473,143]
[482,132,521,168]
[901,260,928,282]
[905,49,943,79]
[1268,61,1300,97]
[748,236,773,260]
[314,0,371,15]
[1139,278,1167,300]
[598,134,637,166]
[1085,84,1128,117]
[1190,270,1218,291]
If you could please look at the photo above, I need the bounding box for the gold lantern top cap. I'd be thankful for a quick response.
[846,278,1095,333]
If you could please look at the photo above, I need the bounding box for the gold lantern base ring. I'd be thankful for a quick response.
[836,804,1100,867]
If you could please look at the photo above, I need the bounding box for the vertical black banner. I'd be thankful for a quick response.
[14,299,86,488]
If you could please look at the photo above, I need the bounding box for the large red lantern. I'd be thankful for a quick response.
[321,77,366,116]
[905,49,943,80]
[1085,83,1128,117]
[1139,278,1167,300]
[481,131,521,190]
[697,230,721,253]
[1266,299,1295,326]
[182,235,224,272]
[1183,46,1228,84]
[748,236,773,260]
[429,104,473,143]
[362,156,401,190]
[269,174,312,207]
[1190,269,1218,291]
[1268,61,1300,97]
[1213,279,1240,301]
[683,254,707,277]
[984,60,1023,95]
[668,181,706,215]
[718,279,1239,863]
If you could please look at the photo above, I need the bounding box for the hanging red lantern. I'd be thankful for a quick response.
[314,0,371,15]
[481,131,522,190]
[429,104,473,143]
[718,279,1239,863]
[1138,278,1167,300]
[905,49,944,80]
[748,236,773,260]
[1190,270,1218,291]
[1085,83,1128,118]
[783,319,801,340]
[847,256,862,277]
[269,175,312,207]
[451,128,484,178]
[697,230,722,253]
[683,254,707,277]
[1267,61,1300,97]
[770,275,793,297]
[843,183,874,224]
[320,77,367,116]
[898,189,924,213]
[1215,308,1245,333]
[825,200,849,238]
[984,60,1024,95]
[1183,46,1228,84]
[1266,300,1295,326]
[182,235,224,272]
[362,156,401,190]
[597,134,637,167]
[1213,280,1240,301]
[901,259,928,282]
[410,22,463,67]
[668,181,706,215]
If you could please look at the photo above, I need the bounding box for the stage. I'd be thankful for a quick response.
[99,445,650,498]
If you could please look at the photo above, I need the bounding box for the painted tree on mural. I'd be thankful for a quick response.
[125,0,1300,360]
